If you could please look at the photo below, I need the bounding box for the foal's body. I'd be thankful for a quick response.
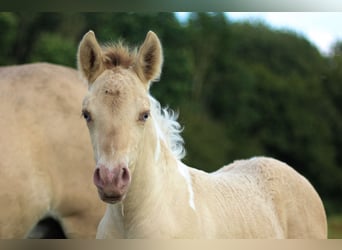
[97,151,326,238]
[77,31,327,238]
[0,63,104,238]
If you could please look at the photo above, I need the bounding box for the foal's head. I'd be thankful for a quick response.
[77,31,163,204]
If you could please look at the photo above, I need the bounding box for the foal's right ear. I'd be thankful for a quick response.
[77,30,105,84]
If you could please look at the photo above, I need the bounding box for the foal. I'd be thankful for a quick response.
[77,30,327,238]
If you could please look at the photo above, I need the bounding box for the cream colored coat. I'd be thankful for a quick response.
[0,63,105,238]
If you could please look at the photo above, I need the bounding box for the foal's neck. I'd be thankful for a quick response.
[127,137,183,206]
[114,122,196,233]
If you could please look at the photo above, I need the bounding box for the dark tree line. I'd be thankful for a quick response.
[1,12,341,214]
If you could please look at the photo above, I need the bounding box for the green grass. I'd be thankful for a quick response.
[328,214,342,239]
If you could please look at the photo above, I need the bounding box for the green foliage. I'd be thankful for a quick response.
[29,32,77,67]
[0,12,18,64]
[180,102,233,172]
[1,12,342,215]
[328,214,342,238]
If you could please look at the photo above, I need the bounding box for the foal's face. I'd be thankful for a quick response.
[77,30,163,204]
[82,69,150,203]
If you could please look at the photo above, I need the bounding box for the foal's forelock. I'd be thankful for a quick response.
[102,44,137,69]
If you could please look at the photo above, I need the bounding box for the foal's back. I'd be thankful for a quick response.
[190,157,327,238]
[0,63,104,238]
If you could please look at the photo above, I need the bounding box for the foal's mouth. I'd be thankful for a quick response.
[103,196,122,204]
[98,190,125,204]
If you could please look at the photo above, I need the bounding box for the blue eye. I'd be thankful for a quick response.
[139,111,150,122]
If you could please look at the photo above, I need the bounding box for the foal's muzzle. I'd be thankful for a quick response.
[93,164,131,204]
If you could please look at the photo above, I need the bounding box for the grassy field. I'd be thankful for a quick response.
[328,214,342,238]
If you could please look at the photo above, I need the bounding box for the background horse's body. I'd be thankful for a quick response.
[0,63,104,238]
[78,31,327,238]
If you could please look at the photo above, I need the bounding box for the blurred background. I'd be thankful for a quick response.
[0,12,341,238]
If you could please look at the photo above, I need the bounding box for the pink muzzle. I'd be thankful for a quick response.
[93,163,131,204]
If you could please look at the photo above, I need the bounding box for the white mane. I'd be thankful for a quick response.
[149,95,186,160]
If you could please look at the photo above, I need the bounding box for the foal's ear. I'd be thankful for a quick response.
[77,30,105,84]
[134,31,163,87]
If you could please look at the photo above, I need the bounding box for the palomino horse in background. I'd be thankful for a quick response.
[0,63,105,238]
[77,30,327,238]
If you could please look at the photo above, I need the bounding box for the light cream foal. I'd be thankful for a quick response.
[77,30,327,238]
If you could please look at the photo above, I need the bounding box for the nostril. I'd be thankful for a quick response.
[121,167,130,183]
[93,168,103,188]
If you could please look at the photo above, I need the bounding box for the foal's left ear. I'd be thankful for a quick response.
[77,30,105,85]
[134,31,163,87]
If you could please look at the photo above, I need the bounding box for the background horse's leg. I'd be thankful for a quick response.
[27,217,66,239]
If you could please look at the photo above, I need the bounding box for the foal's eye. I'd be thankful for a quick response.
[139,111,150,122]
[82,110,92,122]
